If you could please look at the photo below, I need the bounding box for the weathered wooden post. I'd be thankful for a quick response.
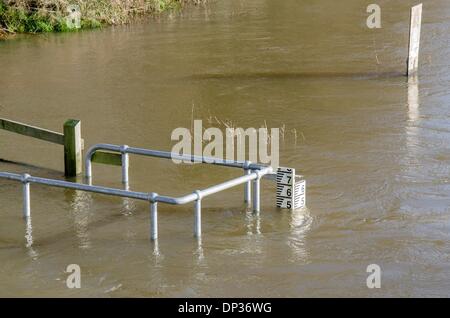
[407,3,423,76]
[63,119,82,177]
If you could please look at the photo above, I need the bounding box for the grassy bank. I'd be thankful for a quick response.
[0,0,202,39]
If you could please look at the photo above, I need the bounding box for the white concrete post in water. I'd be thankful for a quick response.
[252,172,261,213]
[194,191,202,238]
[22,174,31,218]
[150,193,158,240]
[407,3,423,76]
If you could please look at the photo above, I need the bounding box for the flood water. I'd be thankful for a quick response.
[1,0,450,297]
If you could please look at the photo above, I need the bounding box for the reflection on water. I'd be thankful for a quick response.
[287,208,312,263]
[408,76,419,122]
[121,197,138,243]
[121,197,136,216]
[24,216,38,259]
[152,239,162,259]
[405,75,420,183]
[245,210,261,235]
[68,190,93,249]
[190,71,407,81]
[194,238,205,264]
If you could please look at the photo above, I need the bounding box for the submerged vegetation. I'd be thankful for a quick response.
[0,0,202,38]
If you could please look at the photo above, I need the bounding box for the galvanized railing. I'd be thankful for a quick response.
[85,143,272,207]
[0,163,271,240]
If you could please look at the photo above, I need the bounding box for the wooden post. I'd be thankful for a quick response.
[63,119,82,177]
[407,4,423,76]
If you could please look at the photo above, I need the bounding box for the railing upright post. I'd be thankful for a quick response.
[150,193,158,241]
[121,145,129,188]
[244,161,252,206]
[85,159,92,185]
[194,191,202,238]
[63,119,82,177]
[252,172,261,213]
[22,174,31,218]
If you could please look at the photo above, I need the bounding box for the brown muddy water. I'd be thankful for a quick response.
[1,0,450,297]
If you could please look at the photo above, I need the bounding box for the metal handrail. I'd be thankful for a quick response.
[85,143,271,205]
[0,165,271,241]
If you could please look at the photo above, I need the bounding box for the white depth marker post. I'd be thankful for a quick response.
[407,3,423,76]
[276,167,306,210]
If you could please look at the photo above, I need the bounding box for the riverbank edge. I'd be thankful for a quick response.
[0,0,203,40]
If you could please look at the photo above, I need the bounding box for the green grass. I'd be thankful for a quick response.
[0,0,202,38]
[0,2,77,34]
